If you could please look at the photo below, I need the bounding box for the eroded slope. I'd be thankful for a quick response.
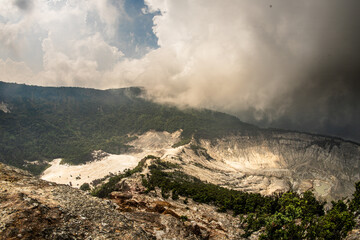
[42,129,360,201]
[0,163,151,239]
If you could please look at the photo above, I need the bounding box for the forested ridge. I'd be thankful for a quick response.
[0,81,256,173]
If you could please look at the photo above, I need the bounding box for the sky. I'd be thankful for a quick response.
[0,0,359,142]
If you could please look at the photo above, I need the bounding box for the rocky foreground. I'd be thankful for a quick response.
[0,163,153,239]
[0,161,246,239]
[2,158,360,240]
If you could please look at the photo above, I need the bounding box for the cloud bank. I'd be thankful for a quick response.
[0,0,359,141]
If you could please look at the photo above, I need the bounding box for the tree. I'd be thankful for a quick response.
[80,182,90,191]
[350,181,360,212]
[308,200,355,239]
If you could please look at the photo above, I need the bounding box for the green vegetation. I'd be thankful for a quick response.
[142,161,357,240]
[23,162,51,176]
[80,183,90,191]
[350,181,360,212]
[306,200,354,240]
[180,215,189,222]
[242,195,355,239]
[0,81,256,173]
[90,156,148,198]
[91,174,123,198]
[150,159,181,170]
[172,138,191,148]
[144,163,279,214]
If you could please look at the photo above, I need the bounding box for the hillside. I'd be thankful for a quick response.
[1,82,360,239]
[0,81,255,173]
[1,82,360,202]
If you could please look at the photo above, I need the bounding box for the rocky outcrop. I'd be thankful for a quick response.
[0,102,9,113]
[0,163,151,239]
[0,162,243,239]
[107,177,244,240]
[346,215,360,240]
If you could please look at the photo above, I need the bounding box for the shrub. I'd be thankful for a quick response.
[350,181,360,212]
[80,182,90,191]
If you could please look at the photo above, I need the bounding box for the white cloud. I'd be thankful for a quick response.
[123,0,311,114]
[0,0,125,87]
[1,0,359,137]
[0,0,318,109]
[0,58,34,84]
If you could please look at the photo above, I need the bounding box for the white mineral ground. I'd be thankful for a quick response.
[41,130,182,188]
[41,155,139,188]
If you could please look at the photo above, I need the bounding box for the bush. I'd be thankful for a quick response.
[172,138,191,148]
[307,200,355,239]
[350,181,360,212]
[80,182,90,191]
[172,190,179,200]
[91,175,122,198]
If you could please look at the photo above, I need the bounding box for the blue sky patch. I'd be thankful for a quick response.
[112,0,160,58]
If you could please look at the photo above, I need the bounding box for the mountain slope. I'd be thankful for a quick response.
[1,82,360,239]
[1,81,359,201]
[0,81,255,173]
[170,131,360,201]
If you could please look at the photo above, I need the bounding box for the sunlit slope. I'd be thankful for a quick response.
[0,81,256,173]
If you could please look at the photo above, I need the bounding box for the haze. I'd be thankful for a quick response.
[0,0,359,141]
